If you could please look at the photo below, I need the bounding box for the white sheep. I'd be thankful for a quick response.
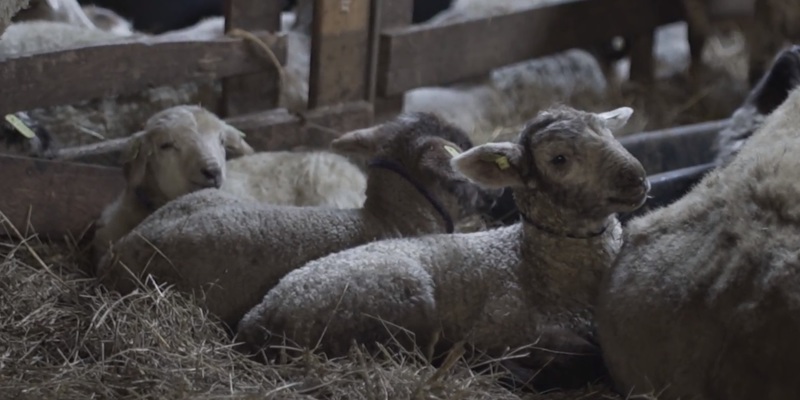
[713,44,800,166]
[595,82,800,399]
[12,0,97,30]
[95,112,495,329]
[235,105,651,391]
[222,151,366,209]
[0,0,29,36]
[92,105,255,262]
[91,104,370,259]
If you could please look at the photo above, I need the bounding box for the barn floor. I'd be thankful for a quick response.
[0,216,639,400]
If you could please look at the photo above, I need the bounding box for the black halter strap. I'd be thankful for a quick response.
[518,210,606,239]
[367,158,455,234]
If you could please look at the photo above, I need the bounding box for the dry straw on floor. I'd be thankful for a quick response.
[0,213,630,400]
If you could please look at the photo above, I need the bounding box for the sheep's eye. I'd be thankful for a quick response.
[159,142,175,150]
[551,155,567,165]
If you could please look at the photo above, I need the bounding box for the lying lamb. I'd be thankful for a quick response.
[713,44,800,166]
[92,104,370,262]
[236,105,650,390]
[91,105,254,262]
[96,112,494,329]
[595,76,800,399]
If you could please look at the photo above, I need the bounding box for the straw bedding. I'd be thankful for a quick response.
[0,213,636,400]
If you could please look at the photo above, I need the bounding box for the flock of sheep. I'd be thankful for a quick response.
[4,0,800,399]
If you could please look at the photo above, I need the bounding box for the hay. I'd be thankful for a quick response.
[0,215,626,400]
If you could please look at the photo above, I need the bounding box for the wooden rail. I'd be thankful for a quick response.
[377,0,684,96]
[0,33,286,116]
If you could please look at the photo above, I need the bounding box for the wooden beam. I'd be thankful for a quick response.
[226,100,374,151]
[377,0,684,95]
[0,154,124,240]
[221,0,283,117]
[309,0,372,108]
[373,0,413,123]
[0,34,286,116]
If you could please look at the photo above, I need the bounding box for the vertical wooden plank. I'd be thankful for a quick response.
[373,0,413,122]
[628,29,655,84]
[308,0,372,108]
[221,0,282,117]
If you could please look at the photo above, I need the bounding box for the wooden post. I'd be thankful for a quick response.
[628,29,655,84]
[308,0,372,108]
[221,0,282,117]
[373,0,413,122]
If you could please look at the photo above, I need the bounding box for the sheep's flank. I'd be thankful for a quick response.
[0,214,631,400]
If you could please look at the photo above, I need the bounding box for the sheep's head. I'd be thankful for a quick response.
[452,105,649,222]
[121,105,254,207]
[330,113,498,226]
[715,44,800,167]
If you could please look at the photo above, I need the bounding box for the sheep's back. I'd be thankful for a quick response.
[98,189,387,327]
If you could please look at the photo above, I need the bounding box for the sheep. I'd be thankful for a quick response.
[80,4,134,36]
[235,105,651,391]
[222,151,366,209]
[91,105,254,262]
[12,0,97,30]
[95,112,495,329]
[0,0,29,36]
[594,82,800,399]
[713,44,800,167]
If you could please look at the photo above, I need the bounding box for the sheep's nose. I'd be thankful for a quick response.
[619,171,650,196]
[201,166,222,187]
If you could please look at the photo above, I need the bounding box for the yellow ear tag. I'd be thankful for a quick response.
[494,156,510,170]
[4,114,36,139]
[443,145,461,158]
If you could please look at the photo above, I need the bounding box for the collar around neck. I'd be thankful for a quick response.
[367,158,455,234]
[518,210,607,239]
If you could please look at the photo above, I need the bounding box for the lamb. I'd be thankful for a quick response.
[713,44,800,166]
[91,105,254,262]
[235,105,651,391]
[96,112,495,329]
[595,78,800,399]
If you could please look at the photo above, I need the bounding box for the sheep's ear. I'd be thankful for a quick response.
[418,138,468,181]
[748,45,800,114]
[222,123,255,158]
[597,107,633,131]
[451,142,525,189]
[121,135,149,188]
[330,125,382,157]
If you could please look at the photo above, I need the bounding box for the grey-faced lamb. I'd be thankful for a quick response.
[96,112,494,329]
[236,105,650,391]
[595,77,800,400]
[713,44,800,166]
[91,105,254,262]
